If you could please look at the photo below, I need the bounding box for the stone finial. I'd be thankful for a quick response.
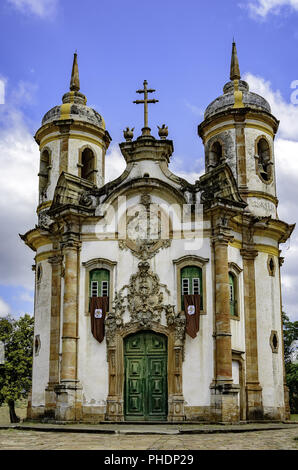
[70,52,80,92]
[123,127,134,141]
[230,41,241,81]
[157,124,168,139]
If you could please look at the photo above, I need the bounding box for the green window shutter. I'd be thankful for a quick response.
[229,273,235,316]
[89,268,110,308]
[181,266,203,310]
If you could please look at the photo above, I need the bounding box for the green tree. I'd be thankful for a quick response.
[282,312,298,413]
[0,314,34,423]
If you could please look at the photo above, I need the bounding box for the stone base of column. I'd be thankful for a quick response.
[210,383,240,423]
[168,395,185,421]
[246,383,263,420]
[284,385,291,420]
[105,397,124,421]
[54,382,83,422]
[44,385,58,419]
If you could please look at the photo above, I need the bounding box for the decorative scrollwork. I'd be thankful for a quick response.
[105,261,185,347]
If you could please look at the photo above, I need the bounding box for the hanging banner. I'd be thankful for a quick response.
[90,296,109,343]
[183,294,200,338]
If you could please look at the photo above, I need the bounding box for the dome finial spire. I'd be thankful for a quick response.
[70,52,80,92]
[230,40,241,81]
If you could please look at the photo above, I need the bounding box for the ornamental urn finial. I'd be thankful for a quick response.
[157,124,168,139]
[123,127,134,141]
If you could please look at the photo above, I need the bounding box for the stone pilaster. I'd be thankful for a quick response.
[55,225,82,422]
[56,120,73,173]
[278,254,290,420]
[241,246,263,419]
[234,114,247,193]
[44,252,63,418]
[210,218,240,422]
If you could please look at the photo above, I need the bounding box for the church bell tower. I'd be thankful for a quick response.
[35,53,111,224]
[198,42,279,219]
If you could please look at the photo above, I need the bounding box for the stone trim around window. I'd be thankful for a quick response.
[173,255,209,314]
[270,330,279,353]
[228,262,243,321]
[82,258,117,315]
[267,255,276,277]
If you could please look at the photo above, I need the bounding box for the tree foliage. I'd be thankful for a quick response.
[283,312,298,414]
[0,314,34,422]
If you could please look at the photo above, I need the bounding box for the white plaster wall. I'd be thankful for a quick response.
[32,258,51,407]
[255,252,284,410]
[78,234,214,407]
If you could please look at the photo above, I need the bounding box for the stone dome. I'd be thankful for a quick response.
[41,53,105,129]
[204,80,271,120]
[42,100,105,129]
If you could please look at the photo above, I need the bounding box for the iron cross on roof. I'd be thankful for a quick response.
[133,80,159,136]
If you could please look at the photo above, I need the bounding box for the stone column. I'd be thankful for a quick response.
[55,233,82,422]
[241,248,263,419]
[56,120,72,174]
[44,253,62,418]
[210,222,239,422]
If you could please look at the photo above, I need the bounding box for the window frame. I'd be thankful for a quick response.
[82,258,117,315]
[173,255,209,315]
[254,135,273,185]
[228,262,243,320]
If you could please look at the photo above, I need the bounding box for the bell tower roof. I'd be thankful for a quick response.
[70,52,80,92]
[230,41,241,81]
[203,42,271,120]
[40,53,105,129]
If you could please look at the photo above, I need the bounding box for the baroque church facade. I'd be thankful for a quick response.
[21,44,294,423]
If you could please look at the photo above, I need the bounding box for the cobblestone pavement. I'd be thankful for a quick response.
[1,428,298,450]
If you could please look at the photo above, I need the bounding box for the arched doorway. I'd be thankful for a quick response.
[124,331,168,421]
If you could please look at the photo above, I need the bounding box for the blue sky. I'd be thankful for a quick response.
[0,0,298,321]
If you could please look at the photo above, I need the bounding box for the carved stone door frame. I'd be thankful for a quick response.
[105,322,185,422]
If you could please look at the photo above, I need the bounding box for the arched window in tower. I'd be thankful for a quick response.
[181,266,203,311]
[209,141,223,168]
[256,138,272,182]
[229,272,238,316]
[81,148,96,183]
[38,149,50,201]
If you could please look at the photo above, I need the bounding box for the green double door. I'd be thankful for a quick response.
[124,331,168,421]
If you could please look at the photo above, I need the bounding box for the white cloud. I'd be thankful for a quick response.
[0,297,11,318]
[0,78,6,105]
[170,157,203,183]
[105,144,126,183]
[7,0,58,18]
[244,0,298,18]
[0,83,38,291]
[244,73,298,140]
[184,101,204,117]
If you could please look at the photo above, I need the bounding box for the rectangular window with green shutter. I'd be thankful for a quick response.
[181,266,203,311]
[89,268,110,310]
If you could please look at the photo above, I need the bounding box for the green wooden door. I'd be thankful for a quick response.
[124,331,167,421]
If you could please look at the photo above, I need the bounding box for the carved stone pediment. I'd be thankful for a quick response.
[50,172,95,215]
[199,164,247,209]
[118,193,172,260]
